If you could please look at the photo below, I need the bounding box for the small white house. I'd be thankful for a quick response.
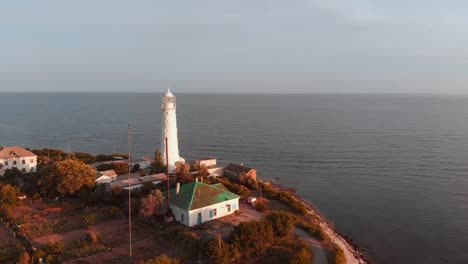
[0,146,37,176]
[167,181,240,227]
[195,158,217,168]
[95,170,118,184]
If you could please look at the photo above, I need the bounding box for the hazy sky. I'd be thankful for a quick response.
[1,1,467,93]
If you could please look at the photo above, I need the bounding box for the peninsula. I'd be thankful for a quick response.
[0,91,368,263]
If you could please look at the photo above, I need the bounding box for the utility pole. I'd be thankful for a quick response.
[128,123,132,257]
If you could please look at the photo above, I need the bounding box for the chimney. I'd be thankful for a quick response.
[176,182,180,195]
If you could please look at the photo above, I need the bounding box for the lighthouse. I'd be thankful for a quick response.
[160,89,183,172]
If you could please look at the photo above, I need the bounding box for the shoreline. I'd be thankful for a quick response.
[265,180,370,264]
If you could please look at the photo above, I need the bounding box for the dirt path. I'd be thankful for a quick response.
[295,228,328,264]
[32,218,126,246]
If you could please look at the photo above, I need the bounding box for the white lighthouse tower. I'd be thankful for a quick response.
[160,89,183,172]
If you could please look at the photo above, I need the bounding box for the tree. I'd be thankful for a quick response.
[3,168,22,185]
[112,162,129,174]
[207,236,236,264]
[39,159,96,196]
[175,162,193,183]
[150,150,166,174]
[196,164,209,178]
[139,189,165,217]
[0,184,18,207]
[265,211,296,237]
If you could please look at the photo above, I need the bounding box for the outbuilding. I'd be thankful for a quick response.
[166,181,240,227]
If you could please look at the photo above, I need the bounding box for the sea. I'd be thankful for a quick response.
[1,93,467,264]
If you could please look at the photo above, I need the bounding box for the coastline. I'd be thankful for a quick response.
[265,180,370,264]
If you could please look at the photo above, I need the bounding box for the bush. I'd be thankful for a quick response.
[81,213,96,229]
[146,254,180,264]
[265,211,296,237]
[332,245,346,264]
[232,219,274,257]
[85,230,102,244]
[290,246,312,264]
[106,206,121,218]
[207,236,236,264]
[296,221,328,241]
[255,201,268,212]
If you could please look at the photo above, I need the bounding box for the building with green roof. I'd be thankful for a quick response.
[166,181,240,226]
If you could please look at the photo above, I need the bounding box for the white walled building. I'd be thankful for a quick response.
[95,170,118,184]
[160,90,184,173]
[0,146,37,175]
[166,181,240,227]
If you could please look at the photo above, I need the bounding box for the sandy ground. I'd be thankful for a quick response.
[32,218,126,247]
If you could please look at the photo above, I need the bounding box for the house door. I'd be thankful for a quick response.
[197,213,202,225]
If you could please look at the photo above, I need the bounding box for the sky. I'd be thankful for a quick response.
[1,1,467,93]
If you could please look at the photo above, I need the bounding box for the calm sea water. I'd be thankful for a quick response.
[1,93,468,264]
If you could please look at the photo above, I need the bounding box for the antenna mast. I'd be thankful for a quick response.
[128,123,132,257]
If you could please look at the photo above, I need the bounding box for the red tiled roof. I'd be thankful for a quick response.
[0,146,36,159]
[224,163,254,174]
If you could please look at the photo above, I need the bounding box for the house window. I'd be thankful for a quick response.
[4,161,8,166]
[22,160,25,164]
[233,203,237,210]
[30,159,34,163]
[21,168,26,173]
[213,209,217,216]
[227,204,231,212]
[13,161,17,165]
[181,213,184,223]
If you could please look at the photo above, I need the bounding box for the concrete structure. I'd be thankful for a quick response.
[160,89,184,173]
[107,173,167,191]
[224,163,257,182]
[95,170,118,184]
[166,181,240,227]
[0,146,37,175]
[195,158,217,168]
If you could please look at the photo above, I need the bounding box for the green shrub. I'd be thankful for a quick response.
[81,213,96,229]
[106,206,121,218]
[290,246,312,264]
[207,236,236,264]
[265,211,296,237]
[255,201,268,212]
[85,230,102,244]
[232,219,274,257]
[332,244,346,264]
[146,254,180,264]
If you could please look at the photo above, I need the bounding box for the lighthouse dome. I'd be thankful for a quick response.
[165,89,174,97]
